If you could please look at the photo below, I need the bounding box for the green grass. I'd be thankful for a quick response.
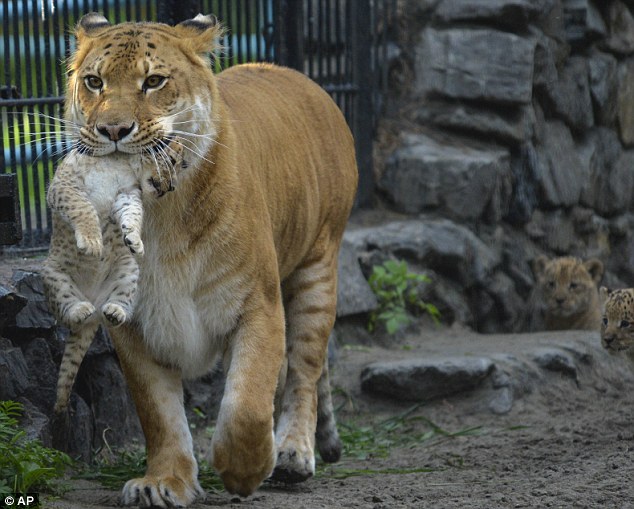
[0,401,72,497]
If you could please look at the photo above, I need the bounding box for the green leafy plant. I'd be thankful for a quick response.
[368,259,440,334]
[0,400,71,496]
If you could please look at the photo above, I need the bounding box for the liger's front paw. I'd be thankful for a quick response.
[212,429,276,497]
[121,475,203,508]
[271,433,315,484]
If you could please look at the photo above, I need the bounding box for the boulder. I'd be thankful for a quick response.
[532,347,577,378]
[579,127,633,216]
[361,357,495,401]
[562,0,607,46]
[414,100,535,144]
[0,284,27,332]
[344,218,501,287]
[21,337,58,389]
[379,133,510,219]
[76,355,143,450]
[533,121,586,207]
[603,1,634,55]
[415,28,535,104]
[435,0,554,30]
[336,239,378,317]
[10,271,55,336]
[617,58,634,146]
[0,345,31,400]
[540,56,594,132]
[588,50,619,127]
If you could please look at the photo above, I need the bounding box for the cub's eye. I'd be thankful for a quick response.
[619,320,630,328]
[569,282,578,290]
[602,317,608,326]
[84,75,103,90]
[547,281,555,289]
[143,75,167,90]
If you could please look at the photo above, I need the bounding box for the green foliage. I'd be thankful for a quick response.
[368,259,440,334]
[0,401,71,496]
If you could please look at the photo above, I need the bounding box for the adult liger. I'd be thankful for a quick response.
[66,13,357,507]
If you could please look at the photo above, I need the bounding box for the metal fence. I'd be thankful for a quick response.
[0,0,395,249]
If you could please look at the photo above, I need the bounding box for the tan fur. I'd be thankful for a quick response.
[599,287,634,359]
[65,14,356,506]
[532,255,604,331]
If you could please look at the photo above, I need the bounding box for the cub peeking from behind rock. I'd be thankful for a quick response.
[532,256,604,331]
[599,287,634,360]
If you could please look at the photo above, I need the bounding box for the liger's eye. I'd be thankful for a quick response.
[84,75,103,90]
[143,75,167,90]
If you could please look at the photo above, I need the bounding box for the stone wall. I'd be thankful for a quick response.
[354,0,634,332]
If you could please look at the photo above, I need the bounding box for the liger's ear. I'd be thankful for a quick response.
[174,14,225,56]
[76,12,111,39]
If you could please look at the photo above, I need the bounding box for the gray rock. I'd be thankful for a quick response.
[525,209,578,253]
[416,271,474,327]
[336,240,378,318]
[489,387,514,414]
[0,284,27,332]
[617,59,634,146]
[604,1,634,55]
[11,271,55,334]
[76,355,142,450]
[562,0,607,46]
[588,50,619,127]
[361,357,495,401]
[532,32,561,91]
[18,398,52,446]
[345,218,501,287]
[415,100,535,144]
[379,133,510,220]
[435,0,554,29]
[415,28,535,104]
[532,348,577,378]
[540,57,594,132]
[579,127,633,216]
[184,364,226,421]
[534,121,586,207]
[21,337,58,389]
[479,271,524,333]
[0,346,30,400]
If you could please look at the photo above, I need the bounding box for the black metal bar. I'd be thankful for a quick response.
[157,0,201,24]
[351,0,374,208]
[0,96,64,108]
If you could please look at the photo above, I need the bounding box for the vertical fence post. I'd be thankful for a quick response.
[157,0,202,25]
[351,0,374,208]
[274,0,304,70]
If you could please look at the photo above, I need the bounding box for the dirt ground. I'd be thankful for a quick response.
[45,327,634,509]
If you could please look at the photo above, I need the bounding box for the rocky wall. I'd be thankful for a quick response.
[352,0,634,332]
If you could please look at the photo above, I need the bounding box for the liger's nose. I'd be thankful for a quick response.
[96,122,135,141]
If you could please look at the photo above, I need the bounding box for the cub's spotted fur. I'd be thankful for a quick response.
[532,255,604,331]
[600,287,634,358]
[42,149,179,423]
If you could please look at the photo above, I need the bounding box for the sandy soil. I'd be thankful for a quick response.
[44,327,634,509]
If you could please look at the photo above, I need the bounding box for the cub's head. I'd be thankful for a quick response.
[532,256,603,318]
[600,287,634,353]
[66,13,223,170]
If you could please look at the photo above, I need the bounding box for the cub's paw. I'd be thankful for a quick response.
[122,230,144,256]
[102,303,128,327]
[66,301,96,326]
[121,476,203,508]
[75,231,103,257]
[271,434,315,484]
[148,175,176,198]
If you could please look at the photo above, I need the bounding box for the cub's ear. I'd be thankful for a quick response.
[76,12,111,38]
[175,14,224,56]
[532,255,549,278]
[584,258,604,284]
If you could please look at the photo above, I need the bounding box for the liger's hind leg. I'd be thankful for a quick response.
[273,246,340,482]
[315,355,342,463]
